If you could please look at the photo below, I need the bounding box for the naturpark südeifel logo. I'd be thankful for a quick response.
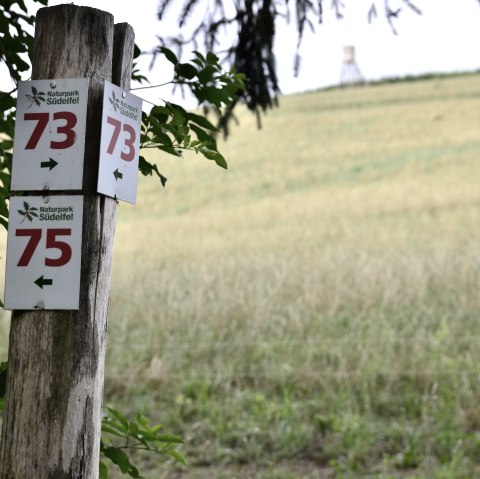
[26,86,46,108]
[18,201,39,223]
[109,90,120,112]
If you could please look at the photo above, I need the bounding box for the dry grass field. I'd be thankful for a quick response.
[2,73,480,478]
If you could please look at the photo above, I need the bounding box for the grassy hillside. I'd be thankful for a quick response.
[2,73,480,478]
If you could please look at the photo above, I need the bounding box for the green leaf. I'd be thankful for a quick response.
[134,414,150,428]
[149,105,170,123]
[106,407,129,431]
[166,102,188,121]
[192,50,206,64]
[200,148,228,169]
[133,43,141,59]
[0,93,16,112]
[197,86,231,107]
[156,434,184,444]
[162,123,185,144]
[182,133,191,147]
[190,57,205,68]
[164,448,187,465]
[103,447,131,474]
[158,145,182,157]
[132,68,149,85]
[101,424,127,439]
[103,445,142,477]
[158,46,178,65]
[190,123,214,143]
[206,51,219,64]
[175,63,198,80]
[0,140,13,151]
[128,420,140,437]
[138,156,167,187]
[153,131,173,147]
[197,65,217,84]
[215,155,228,169]
[16,0,28,13]
[0,199,9,218]
[99,461,108,479]
[0,167,10,183]
[188,113,218,132]
[15,57,30,72]
[148,118,173,146]
[150,105,170,116]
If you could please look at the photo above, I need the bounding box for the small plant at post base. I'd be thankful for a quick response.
[100,407,185,479]
[0,364,185,479]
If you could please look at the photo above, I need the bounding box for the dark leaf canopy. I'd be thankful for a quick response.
[156,0,421,125]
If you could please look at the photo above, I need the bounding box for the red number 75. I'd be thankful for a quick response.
[16,228,72,267]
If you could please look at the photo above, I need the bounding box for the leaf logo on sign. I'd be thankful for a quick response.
[17,201,39,223]
[25,86,46,108]
[109,90,120,112]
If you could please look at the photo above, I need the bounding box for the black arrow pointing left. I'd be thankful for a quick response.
[34,275,53,289]
[113,168,123,181]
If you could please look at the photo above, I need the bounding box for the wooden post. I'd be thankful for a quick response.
[0,6,135,478]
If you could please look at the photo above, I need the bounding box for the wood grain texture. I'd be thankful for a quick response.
[0,6,135,479]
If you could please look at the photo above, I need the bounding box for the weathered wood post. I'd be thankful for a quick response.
[0,5,135,478]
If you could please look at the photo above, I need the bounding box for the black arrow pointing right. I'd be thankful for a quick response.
[41,158,58,171]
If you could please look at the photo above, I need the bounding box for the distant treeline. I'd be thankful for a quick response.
[314,69,480,93]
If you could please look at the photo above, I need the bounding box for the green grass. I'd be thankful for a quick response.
[2,73,480,478]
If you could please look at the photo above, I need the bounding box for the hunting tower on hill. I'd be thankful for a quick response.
[340,46,364,86]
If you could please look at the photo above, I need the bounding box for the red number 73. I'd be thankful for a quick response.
[24,112,77,150]
[16,228,72,267]
[105,116,136,162]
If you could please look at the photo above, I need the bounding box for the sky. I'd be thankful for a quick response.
[10,1,480,108]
